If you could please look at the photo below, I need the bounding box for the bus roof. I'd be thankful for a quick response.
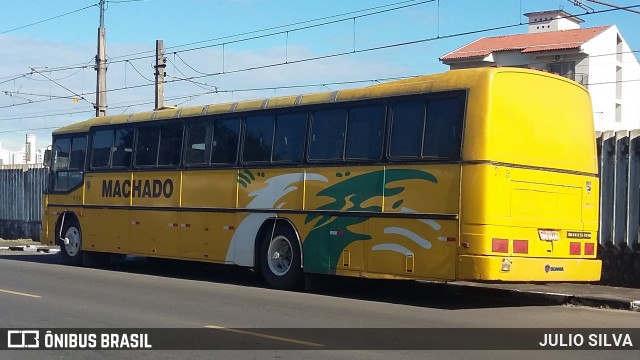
[52,67,585,135]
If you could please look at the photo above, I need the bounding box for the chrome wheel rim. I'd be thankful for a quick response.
[267,235,293,276]
[64,226,81,257]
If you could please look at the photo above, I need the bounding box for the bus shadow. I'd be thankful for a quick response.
[0,252,554,310]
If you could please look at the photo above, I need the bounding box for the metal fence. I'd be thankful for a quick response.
[0,164,47,240]
[597,130,640,285]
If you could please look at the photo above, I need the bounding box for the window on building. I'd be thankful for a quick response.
[549,61,575,80]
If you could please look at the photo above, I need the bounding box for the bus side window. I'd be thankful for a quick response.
[346,105,385,160]
[424,97,464,160]
[309,108,346,161]
[70,136,87,171]
[135,126,160,166]
[91,129,114,168]
[112,127,134,168]
[53,138,71,192]
[273,113,306,163]
[157,123,183,167]
[184,122,208,166]
[211,118,240,165]
[243,115,274,163]
[389,101,425,159]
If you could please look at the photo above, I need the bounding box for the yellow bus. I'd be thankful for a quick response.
[41,67,601,289]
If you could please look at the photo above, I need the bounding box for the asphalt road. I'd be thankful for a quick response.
[1,251,639,360]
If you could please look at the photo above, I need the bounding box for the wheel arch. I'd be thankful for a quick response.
[54,211,80,246]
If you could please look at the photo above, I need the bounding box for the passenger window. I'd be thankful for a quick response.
[389,101,425,158]
[53,138,71,172]
[424,97,464,160]
[69,137,87,170]
[185,122,208,165]
[91,129,113,168]
[52,136,86,192]
[273,113,306,163]
[212,118,240,165]
[157,123,183,167]
[135,126,159,166]
[111,127,134,168]
[346,105,385,160]
[309,108,346,161]
[243,115,274,163]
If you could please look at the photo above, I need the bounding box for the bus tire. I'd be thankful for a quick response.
[259,223,302,290]
[60,219,83,266]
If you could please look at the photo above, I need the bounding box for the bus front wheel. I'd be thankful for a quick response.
[259,224,302,290]
[60,219,83,266]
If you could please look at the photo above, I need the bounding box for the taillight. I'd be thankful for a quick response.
[570,242,581,255]
[513,240,528,254]
[492,238,508,253]
[584,243,595,255]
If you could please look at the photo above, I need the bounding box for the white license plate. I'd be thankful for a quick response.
[538,230,560,241]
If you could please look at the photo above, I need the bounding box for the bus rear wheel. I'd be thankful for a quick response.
[60,219,83,266]
[259,224,302,290]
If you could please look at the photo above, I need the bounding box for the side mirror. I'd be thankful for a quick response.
[43,148,52,168]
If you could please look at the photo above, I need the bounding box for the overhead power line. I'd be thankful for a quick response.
[1,2,639,113]
[0,3,99,35]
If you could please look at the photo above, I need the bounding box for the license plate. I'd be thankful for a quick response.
[538,229,560,241]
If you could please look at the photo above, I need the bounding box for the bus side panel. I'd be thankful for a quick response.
[82,208,129,253]
[182,169,238,209]
[181,169,238,262]
[83,172,131,253]
[301,166,383,274]
[363,218,458,280]
[300,164,459,278]
[178,211,236,262]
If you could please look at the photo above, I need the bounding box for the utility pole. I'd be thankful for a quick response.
[155,40,166,110]
[95,0,108,117]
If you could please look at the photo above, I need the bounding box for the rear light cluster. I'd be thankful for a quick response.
[491,238,528,254]
[570,242,596,255]
[490,238,596,255]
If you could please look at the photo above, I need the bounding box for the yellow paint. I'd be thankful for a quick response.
[458,255,602,282]
[0,288,42,298]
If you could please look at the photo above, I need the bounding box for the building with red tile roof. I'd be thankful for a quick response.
[440,10,640,131]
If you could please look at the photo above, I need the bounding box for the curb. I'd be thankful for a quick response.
[446,282,640,312]
[1,245,60,254]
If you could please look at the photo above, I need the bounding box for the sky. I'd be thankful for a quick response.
[0,0,638,151]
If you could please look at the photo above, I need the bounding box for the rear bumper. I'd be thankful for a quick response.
[458,255,601,282]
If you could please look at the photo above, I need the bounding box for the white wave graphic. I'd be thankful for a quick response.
[400,207,441,230]
[383,227,432,250]
[247,173,327,209]
[372,243,413,256]
[227,172,327,265]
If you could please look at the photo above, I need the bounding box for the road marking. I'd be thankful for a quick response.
[0,288,42,298]
[205,325,323,347]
